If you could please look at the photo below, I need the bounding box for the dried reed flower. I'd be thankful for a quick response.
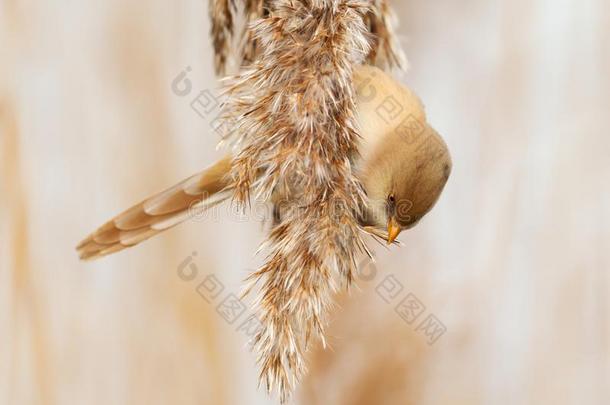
[364,0,406,68]
[212,0,404,71]
[223,0,373,401]
[239,0,269,66]
[207,0,407,402]
[209,0,235,75]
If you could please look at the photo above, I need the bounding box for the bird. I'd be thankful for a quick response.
[76,65,451,260]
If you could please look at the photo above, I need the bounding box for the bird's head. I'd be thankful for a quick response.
[352,64,452,243]
[361,126,451,244]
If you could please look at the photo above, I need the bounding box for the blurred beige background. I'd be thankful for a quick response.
[1,1,608,404]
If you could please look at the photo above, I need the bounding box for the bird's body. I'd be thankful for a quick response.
[77,66,451,260]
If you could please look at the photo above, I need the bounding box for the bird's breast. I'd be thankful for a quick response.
[352,65,427,170]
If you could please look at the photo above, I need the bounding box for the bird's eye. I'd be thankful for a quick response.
[388,194,395,203]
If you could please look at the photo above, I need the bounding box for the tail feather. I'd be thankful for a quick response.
[77,156,232,260]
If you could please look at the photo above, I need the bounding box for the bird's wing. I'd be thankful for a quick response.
[76,156,233,260]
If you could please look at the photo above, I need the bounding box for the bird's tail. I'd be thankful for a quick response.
[76,156,233,260]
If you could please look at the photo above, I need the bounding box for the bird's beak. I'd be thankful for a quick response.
[387,217,401,244]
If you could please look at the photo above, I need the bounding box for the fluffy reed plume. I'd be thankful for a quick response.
[209,0,235,75]
[223,0,373,401]
[209,0,403,70]
[364,0,405,68]
[239,0,268,66]
[208,0,406,401]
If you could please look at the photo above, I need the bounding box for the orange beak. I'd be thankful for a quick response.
[387,217,401,244]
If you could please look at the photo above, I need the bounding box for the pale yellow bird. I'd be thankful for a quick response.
[77,66,451,260]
